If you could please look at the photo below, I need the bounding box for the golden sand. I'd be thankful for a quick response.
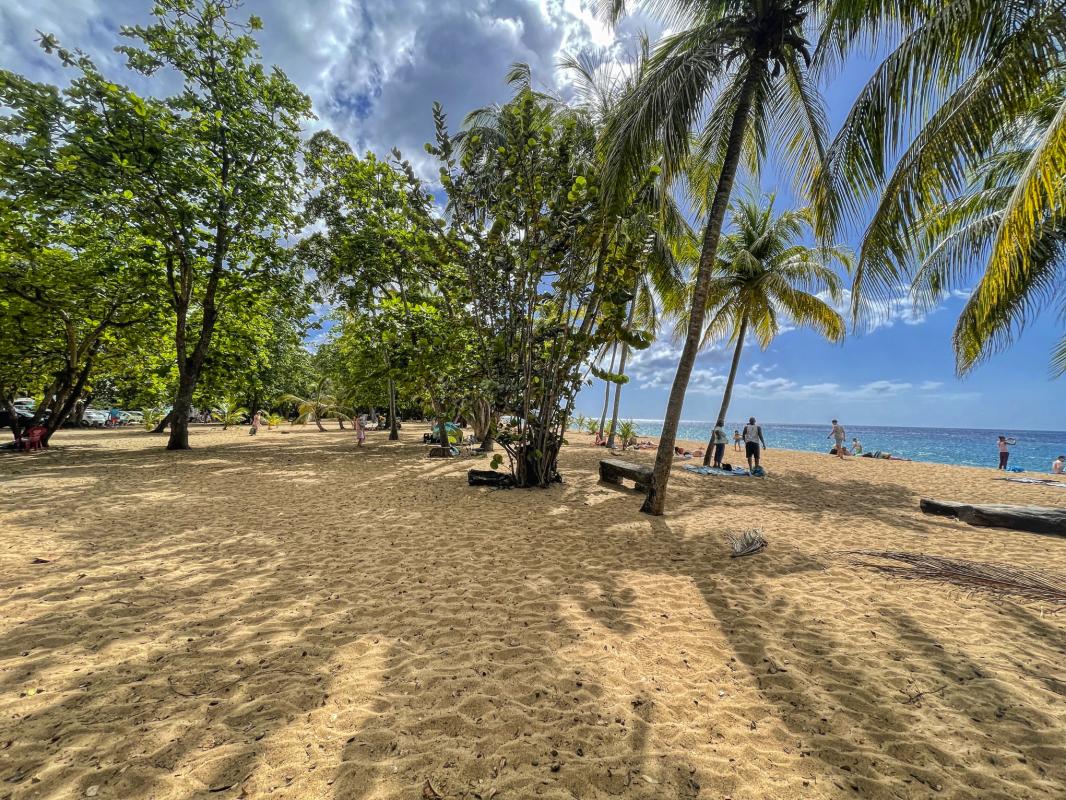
[1,425,1064,799]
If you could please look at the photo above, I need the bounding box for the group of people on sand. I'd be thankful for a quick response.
[996,435,1064,475]
[827,420,862,458]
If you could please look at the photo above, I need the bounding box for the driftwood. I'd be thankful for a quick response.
[599,458,653,492]
[920,498,1066,536]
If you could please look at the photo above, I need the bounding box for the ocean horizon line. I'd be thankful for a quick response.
[617,419,1066,435]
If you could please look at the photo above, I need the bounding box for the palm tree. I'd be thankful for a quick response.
[211,398,248,430]
[813,1,1066,372]
[666,195,847,464]
[601,0,835,515]
[280,381,351,432]
[556,45,693,450]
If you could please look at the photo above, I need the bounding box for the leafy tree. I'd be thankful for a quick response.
[9,0,313,450]
[0,206,165,444]
[814,1,1066,372]
[436,81,654,486]
[664,196,847,464]
[601,0,836,514]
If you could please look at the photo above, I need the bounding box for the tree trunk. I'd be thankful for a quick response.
[388,379,399,441]
[606,294,638,449]
[168,378,194,450]
[641,63,763,515]
[702,317,747,465]
[151,410,172,434]
[314,414,326,432]
[597,344,618,438]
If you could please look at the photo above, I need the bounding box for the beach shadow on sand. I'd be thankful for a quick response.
[2,431,1064,798]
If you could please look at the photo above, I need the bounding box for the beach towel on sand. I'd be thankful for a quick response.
[684,465,753,477]
[997,477,1066,488]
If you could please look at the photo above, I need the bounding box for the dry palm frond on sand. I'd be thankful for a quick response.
[844,551,1066,607]
[728,529,767,557]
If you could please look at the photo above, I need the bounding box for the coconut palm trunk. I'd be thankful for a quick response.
[597,344,618,438]
[641,65,763,515]
[702,316,748,465]
[606,294,638,449]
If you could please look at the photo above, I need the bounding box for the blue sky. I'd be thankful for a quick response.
[4,1,1062,430]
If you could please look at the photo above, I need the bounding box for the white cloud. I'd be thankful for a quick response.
[2,1,635,179]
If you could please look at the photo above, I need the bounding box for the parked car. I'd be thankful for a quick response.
[122,410,144,424]
[82,409,109,427]
[0,407,35,430]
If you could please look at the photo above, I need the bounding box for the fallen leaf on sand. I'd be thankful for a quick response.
[422,779,443,799]
[31,558,50,564]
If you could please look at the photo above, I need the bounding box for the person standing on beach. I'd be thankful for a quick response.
[708,420,729,468]
[742,417,766,471]
[1052,455,1064,475]
[733,429,742,452]
[828,420,846,458]
[997,435,1016,469]
[356,415,367,447]
[249,410,262,436]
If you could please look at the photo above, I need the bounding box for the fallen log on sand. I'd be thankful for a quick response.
[920,498,1066,536]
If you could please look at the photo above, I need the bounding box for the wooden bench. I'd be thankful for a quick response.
[599,459,653,492]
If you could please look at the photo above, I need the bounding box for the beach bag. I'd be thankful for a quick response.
[721,463,732,471]
[751,465,766,477]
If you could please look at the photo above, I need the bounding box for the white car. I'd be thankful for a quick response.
[82,409,109,427]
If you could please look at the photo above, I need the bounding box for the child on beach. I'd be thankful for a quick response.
[851,437,862,455]
[249,410,262,436]
[356,415,367,447]
[733,430,742,452]
[1053,455,1064,475]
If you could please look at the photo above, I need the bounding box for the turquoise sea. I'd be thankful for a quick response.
[629,420,1066,474]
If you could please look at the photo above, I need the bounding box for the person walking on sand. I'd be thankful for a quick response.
[1052,455,1064,475]
[249,410,262,436]
[708,420,729,468]
[828,419,846,458]
[356,415,367,447]
[733,429,742,452]
[742,417,767,471]
[997,435,1016,469]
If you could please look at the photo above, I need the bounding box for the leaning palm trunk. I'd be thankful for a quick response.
[641,66,762,515]
[597,344,618,437]
[703,317,748,465]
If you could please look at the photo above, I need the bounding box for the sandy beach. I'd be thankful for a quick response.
[1,425,1064,799]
